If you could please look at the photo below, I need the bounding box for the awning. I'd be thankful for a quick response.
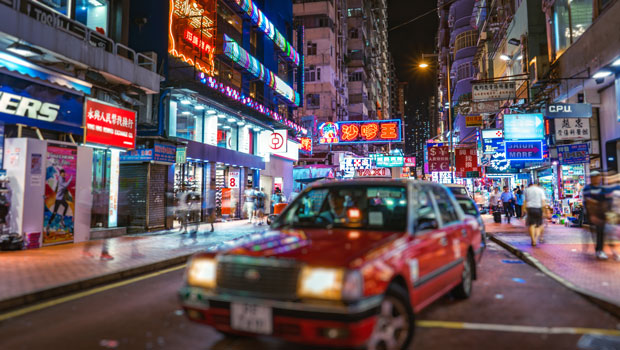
[0,51,91,95]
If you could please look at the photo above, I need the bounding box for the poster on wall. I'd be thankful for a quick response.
[43,144,77,245]
[228,169,240,188]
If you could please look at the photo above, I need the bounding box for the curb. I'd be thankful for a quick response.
[489,234,620,319]
[0,253,194,314]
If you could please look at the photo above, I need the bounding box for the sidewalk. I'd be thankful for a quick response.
[0,220,267,312]
[484,215,620,315]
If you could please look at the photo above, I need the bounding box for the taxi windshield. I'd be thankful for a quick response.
[274,186,407,231]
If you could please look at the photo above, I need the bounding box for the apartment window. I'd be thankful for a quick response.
[552,0,593,58]
[36,0,110,34]
[453,30,478,53]
[348,71,363,82]
[75,0,109,34]
[296,15,333,29]
[349,94,363,104]
[305,67,321,82]
[306,94,320,109]
[456,63,472,81]
[36,0,70,16]
[307,42,317,56]
[349,28,359,39]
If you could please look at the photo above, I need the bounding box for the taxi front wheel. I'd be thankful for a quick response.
[366,284,414,350]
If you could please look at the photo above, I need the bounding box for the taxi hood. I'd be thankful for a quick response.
[216,228,407,267]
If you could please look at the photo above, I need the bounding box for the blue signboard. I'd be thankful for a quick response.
[0,73,84,135]
[481,129,504,154]
[120,149,154,162]
[557,143,589,165]
[153,143,176,163]
[504,114,544,140]
[505,140,544,161]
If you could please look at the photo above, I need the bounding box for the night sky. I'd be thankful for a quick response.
[387,0,439,105]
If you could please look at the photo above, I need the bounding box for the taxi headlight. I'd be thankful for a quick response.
[298,267,363,301]
[186,258,217,289]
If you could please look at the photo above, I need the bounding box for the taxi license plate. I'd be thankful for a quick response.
[230,303,272,335]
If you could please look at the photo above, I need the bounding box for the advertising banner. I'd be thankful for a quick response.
[455,148,480,177]
[472,82,516,101]
[153,142,177,163]
[300,137,312,154]
[557,143,589,165]
[545,103,592,118]
[503,114,544,140]
[84,98,137,149]
[168,0,217,76]
[319,120,402,144]
[554,118,591,141]
[120,149,154,162]
[404,157,416,167]
[465,116,483,128]
[341,157,373,172]
[428,145,450,172]
[228,169,240,188]
[0,73,84,134]
[472,100,500,114]
[481,129,504,154]
[43,144,77,245]
[505,140,544,161]
[376,155,404,168]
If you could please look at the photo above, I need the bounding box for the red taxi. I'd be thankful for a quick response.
[179,180,484,349]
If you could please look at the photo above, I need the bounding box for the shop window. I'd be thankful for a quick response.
[552,0,593,58]
[36,0,70,16]
[75,0,109,34]
[307,42,317,56]
[306,93,320,109]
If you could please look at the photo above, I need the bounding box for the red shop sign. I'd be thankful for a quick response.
[428,145,450,172]
[84,98,136,149]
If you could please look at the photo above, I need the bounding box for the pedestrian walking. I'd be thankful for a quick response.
[243,187,257,223]
[489,187,501,213]
[254,187,266,225]
[500,186,515,223]
[206,183,216,232]
[515,187,524,218]
[583,171,609,259]
[524,182,547,246]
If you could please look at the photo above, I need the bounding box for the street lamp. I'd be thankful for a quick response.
[420,53,455,183]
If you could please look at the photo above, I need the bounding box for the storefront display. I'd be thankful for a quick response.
[43,144,78,245]
[559,164,585,202]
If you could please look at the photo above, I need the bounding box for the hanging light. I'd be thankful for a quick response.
[217,114,226,119]
[207,110,217,114]
[180,99,192,105]
[227,118,236,123]
[195,105,205,110]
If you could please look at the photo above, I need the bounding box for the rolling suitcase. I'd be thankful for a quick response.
[493,211,502,223]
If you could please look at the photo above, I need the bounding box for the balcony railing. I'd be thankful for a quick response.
[2,0,155,72]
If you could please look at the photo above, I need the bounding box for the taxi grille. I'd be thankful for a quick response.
[216,257,300,300]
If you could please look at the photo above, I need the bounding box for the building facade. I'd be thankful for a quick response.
[0,0,160,246]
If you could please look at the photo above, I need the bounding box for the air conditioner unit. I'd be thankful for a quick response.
[529,56,549,85]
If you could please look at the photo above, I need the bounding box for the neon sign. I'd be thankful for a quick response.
[223,35,300,106]
[168,0,216,76]
[337,120,402,144]
[318,122,340,144]
[230,0,300,66]
[300,137,312,154]
[199,75,306,135]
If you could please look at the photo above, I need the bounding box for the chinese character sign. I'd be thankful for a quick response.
[84,99,136,149]
[168,0,217,76]
[428,145,450,172]
[455,148,479,176]
[335,120,402,144]
[472,82,516,101]
[404,157,416,167]
[341,157,373,172]
[554,118,590,141]
[299,137,312,154]
[557,143,589,165]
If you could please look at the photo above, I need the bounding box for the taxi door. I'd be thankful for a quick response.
[406,185,450,312]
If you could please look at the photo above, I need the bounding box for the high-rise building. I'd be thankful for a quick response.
[293,0,349,163]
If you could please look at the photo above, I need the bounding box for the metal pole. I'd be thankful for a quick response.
[446,53,454,183]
